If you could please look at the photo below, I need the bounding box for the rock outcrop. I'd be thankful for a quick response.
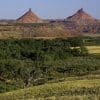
[66,8,96,25]
[16,8,42,23]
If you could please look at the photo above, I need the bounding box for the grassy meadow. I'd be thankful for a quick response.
[0,77,100,100]
[86,46,100,54]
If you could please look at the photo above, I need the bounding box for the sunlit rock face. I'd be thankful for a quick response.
[16,8,43,23]
[66,8,96,25]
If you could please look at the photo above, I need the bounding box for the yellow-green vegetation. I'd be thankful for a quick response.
[42,95,100,100]
[0,78,100,100]
[86,46,100,54]
[83,33,100,37]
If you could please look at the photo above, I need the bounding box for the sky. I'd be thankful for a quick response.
[0,0,99,19]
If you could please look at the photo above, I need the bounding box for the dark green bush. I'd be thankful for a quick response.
[0,38,99,93]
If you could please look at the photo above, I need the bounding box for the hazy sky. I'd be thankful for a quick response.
[0,0,99,19]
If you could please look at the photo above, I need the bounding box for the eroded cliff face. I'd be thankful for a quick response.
[67,8,96,25]
[16,9,43,23]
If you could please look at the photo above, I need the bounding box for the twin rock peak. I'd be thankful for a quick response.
[17,8,96,24]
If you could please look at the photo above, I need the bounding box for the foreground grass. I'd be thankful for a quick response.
[43,95,100,100]
[0,79,100,100]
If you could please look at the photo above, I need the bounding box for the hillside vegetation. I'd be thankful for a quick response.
[0,36,100,100]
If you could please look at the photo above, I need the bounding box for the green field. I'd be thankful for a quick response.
[0,77,100,100]
[86,46,100,54]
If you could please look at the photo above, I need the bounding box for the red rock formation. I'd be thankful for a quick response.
[16,8,42,23]
[67,8,96,24]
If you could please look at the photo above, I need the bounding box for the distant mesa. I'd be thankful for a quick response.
[66,8,96,24]
[16,8,43,23]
